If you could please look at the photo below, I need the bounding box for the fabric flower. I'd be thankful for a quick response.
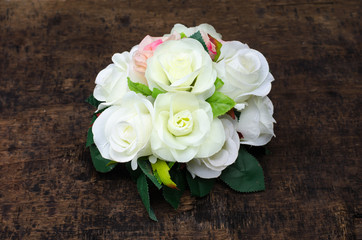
[150,92,225,163]
[215,41,274,110]
[187,116,240,179]
[92,91,153,170]
[237,96,276,146]
[145,38,216,99]
[93,50,138,110]
[170,23,222,58]
[130,33,180,83]
[170,23,222,40]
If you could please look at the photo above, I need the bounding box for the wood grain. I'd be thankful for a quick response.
[0,0,360,239]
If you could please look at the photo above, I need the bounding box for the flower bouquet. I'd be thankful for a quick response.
[86,23,275,220]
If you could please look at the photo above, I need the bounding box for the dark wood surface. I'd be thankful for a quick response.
[0,0,361,239]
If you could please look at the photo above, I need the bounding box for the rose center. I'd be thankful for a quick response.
[167,110,193,136]
[115,122,136,147]
[167,54,193,83]
[229,53,259,74]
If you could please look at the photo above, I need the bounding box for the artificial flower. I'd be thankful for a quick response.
[150,92,225,162]
[92,91,153,170]
[145,38,216,99]
[187,116,240,178]
[237,96,276,146]
[215,41,274,110]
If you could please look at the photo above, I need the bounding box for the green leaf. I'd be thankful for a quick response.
[106,160,118,167]
[206,91,235,118]
[85,114,97,147]
[153,170,163,185]
[138,157,162,189]
[86,127,94,148]
[185,172,216,197]
[127,77,152,96]
[162,169,186,209]
[220,147,265,192]
[151,160,177,189]
[86,94,102,108]
[151,87,166,99]
[180,32,187,39]
[126,161,142,181]
[208,34,222,62]
[189,31,208,52]
[137,174,158,221]
[167,162,175,168]
[89,144,117,173]
[214,77,224,90]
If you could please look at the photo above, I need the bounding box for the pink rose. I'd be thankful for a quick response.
[131,33,180,83]
[170,23,223,60]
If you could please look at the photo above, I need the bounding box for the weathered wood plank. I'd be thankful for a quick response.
[0,0,360,239]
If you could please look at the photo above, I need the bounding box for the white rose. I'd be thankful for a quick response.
[215,41,274,110]
[93,51,131,110]
[151,92,225,163]
[170,23,222,40]
[237,96,276,146]
[93,47,145,110]
[92,92,153,170]
[187,116,240,179]
[145,38,216,99]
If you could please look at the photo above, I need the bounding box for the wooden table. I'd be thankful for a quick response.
[0,0,360,239]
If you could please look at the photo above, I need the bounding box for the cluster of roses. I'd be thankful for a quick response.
[87,23,276,219]
[88,23,275,182]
